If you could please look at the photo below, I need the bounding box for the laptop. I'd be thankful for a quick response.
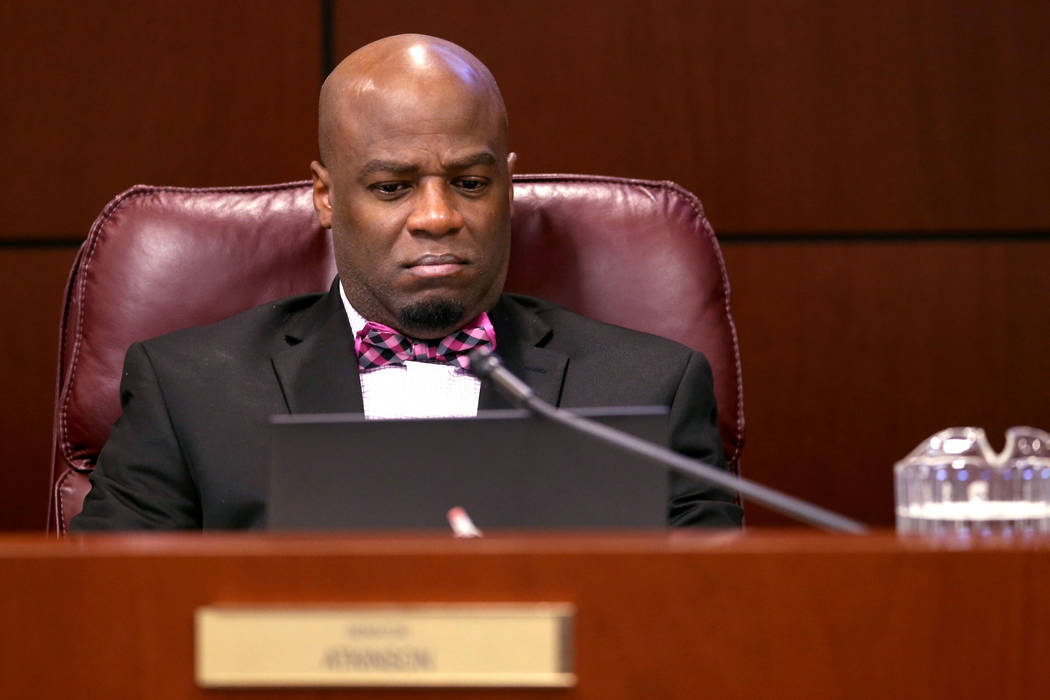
[266,407,670,531]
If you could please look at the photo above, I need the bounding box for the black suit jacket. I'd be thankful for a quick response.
[72,281,742,530]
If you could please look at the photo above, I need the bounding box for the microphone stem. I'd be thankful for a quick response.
[521,395,868,534]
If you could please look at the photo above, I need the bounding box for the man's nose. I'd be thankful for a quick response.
[407,180,464,235]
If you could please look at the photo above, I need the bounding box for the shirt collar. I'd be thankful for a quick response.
[337,280,368,337]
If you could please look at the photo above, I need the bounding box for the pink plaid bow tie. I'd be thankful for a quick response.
[355,313,497,371]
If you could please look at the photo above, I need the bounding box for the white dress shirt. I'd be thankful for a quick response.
[339,283,483,419]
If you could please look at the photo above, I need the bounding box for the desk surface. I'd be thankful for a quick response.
[2,530,1047,699]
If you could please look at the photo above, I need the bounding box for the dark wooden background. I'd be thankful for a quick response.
[1,0,1047,530]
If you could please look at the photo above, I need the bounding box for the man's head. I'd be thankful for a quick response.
[311,34,516,339]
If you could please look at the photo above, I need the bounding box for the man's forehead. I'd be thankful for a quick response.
[331,88,505,163]
[340,73,498,124]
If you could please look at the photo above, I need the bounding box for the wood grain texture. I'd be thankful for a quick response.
[0,1,321,238]
[0,247,77,531]
[1,532,1048,699]
[331,0,1050,231]
[722,238,1050,526]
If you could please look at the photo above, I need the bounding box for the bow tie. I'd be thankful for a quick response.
[355,313,497,371]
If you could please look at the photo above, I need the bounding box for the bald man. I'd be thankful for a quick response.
[72,35,742,531]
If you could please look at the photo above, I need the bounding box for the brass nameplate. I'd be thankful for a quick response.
[195,604,575,688]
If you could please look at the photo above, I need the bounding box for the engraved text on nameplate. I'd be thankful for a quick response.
[195,604,575,687]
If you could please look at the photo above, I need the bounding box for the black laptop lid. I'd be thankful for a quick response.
[267,407,669,531]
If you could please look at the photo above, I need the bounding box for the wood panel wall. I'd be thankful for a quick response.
[1,1,1046,530]
[724,238,1050,526]
[332,0,1050,232]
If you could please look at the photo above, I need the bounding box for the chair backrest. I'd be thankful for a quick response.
[49,174,745,533]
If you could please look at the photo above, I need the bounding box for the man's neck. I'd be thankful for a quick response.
[337,280,370,338]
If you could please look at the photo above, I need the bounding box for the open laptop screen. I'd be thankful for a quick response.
[267,407,669,531]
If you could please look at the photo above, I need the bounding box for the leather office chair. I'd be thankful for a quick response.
[49,174,745,533]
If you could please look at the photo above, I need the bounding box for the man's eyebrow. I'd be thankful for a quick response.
[445,152,498,170]
[359,152,498,179]
[360,160,419,177]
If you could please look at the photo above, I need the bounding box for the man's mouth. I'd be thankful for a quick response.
[404,253,467,278]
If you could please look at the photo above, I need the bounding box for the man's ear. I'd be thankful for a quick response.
[506,152,517,203]
[310,160,333,229]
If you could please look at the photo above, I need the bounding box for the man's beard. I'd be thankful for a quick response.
[398,298,467,336]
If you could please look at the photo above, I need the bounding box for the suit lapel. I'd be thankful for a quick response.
[480,295,568,410]
[270,286,565,414]
[271,280,364,415]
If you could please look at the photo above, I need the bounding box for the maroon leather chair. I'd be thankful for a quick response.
[49,174,745,533]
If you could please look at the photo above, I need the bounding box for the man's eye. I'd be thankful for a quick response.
[456,178,487,193]
[371,182,408,196]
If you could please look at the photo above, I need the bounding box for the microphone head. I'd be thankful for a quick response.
[466,346,500,379]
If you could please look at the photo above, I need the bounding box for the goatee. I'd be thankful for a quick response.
[398,299,467,336]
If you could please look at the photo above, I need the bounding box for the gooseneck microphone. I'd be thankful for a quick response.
[468,347,868,534]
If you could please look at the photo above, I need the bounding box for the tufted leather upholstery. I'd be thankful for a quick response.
[48,174,745,533]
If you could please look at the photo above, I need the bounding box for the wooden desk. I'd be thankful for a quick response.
[1,531,1046,699]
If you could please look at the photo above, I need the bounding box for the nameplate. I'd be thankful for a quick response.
[195,604,575,688]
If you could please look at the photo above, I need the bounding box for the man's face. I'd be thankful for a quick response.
[312,80,515,339]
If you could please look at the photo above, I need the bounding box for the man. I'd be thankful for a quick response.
[72,35,742,530]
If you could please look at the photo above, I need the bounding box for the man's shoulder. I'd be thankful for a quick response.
[500,293,694,359]
[139,291,328,356]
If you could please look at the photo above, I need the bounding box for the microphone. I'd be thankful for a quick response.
[467,347,868,534]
